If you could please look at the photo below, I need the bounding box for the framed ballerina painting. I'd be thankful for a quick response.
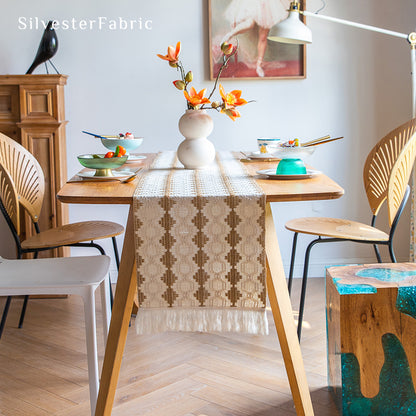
[209,0,306,79]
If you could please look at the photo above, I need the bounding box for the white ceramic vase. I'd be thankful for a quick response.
[177,109,215,169]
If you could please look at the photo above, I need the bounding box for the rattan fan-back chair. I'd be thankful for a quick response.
[285,118,416,339]
[0,132,124,338]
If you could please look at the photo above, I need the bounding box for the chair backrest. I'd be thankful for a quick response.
[387,131,416,226]
[363,118,416,218]
[0,163,20,235]
[0,133,45,223]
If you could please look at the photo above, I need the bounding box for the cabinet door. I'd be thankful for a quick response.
[0,85,19,122]
[0,76,68,259]
[20,128,63,257]
[0,86,21,141]
[20,85,59,122]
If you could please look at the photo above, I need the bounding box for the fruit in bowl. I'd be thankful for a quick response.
[77,153,128,177]
[100,132,144,156]
[104,145,127,158]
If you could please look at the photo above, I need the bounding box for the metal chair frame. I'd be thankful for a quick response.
[287,185,410,339]
[286,118,416,340]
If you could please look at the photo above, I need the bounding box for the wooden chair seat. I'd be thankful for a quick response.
[285,217,389,241]
[21,220,124,250]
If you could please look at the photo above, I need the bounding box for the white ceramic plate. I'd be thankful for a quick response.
[126,154,147,162]
[77,169,135,181]
[247,151,279,160]
[256,169,322,180]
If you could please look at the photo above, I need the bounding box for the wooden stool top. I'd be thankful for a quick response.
[327,263,416,294]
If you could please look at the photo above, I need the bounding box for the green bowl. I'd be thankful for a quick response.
[77,154,128,176]
[276,158,307,175]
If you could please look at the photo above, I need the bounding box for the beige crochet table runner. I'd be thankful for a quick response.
[133,151,267,335]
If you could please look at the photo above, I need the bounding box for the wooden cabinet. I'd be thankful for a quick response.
[0,75,69,257]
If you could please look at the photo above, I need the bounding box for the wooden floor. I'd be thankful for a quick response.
[0,278,339,416]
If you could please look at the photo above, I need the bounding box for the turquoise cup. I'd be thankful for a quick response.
[273,146,315,175]
[276,158,307,175]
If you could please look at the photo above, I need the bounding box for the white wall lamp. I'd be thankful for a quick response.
[268,0,416,117]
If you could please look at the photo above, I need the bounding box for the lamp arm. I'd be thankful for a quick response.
[300,8,416,117]
[301,10,408,40]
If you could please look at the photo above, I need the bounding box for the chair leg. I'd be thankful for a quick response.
[373,244,382,263]
[297,239,320,341]
[18,296,29,328]
[83,287,100,416]
[388,242,397,263]
[0,296,12,339]
[100,279,111,346]
[288,233,298,295]
[18,251,38,328]
[107,275,114,309]
[91,242,114,308]
[112,236,120,271]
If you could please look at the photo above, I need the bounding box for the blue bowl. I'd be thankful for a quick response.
[100,137,143,155]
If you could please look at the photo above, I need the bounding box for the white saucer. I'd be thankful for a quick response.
[256,169,322,180]
[247,151,279,160]
[126,154,146,162]
[77,169,134,181]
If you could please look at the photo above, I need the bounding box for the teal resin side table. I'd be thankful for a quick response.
[326,263,416,415]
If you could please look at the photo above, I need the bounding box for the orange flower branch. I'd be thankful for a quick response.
[157,40,251,119]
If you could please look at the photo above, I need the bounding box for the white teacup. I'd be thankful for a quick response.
[257,138,281,154]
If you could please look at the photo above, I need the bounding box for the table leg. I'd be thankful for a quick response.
[95,206,137,416]
[265,203,314,416]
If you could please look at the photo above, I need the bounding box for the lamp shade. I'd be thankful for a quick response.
[268,11,312,44]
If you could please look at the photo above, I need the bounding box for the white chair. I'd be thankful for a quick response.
[0,132,124,335]
[0,254,111,416]
[0,162,111,414]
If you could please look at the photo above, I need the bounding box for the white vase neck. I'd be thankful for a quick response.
[185,108,207,114]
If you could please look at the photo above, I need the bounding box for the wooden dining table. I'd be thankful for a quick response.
[57,153,344,416]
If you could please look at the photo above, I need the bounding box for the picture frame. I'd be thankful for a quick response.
[208,0,306,80]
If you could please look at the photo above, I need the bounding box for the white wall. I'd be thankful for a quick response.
[0,0,415,279]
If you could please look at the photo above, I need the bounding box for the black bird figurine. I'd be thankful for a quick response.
[26,20,59,74]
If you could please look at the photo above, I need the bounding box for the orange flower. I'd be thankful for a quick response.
[219,84,247,108]
[221,107,241,121]
[157,42,181,64]
[184,87,211,108]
